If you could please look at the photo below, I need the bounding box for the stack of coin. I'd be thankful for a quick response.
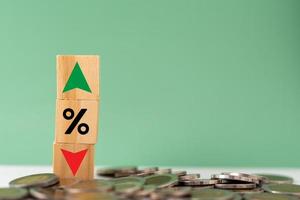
[210,172,261,192]
[1,167,300,200]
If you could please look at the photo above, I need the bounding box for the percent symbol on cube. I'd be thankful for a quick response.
[63,108,89,135]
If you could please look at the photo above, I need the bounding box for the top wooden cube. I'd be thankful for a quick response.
[57,55,100,100]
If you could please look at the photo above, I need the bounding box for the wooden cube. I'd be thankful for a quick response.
[55,99,99,144]
[53,143,94,180]
[57,55,100,100]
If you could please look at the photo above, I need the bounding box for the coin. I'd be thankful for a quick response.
[0,188,28,200]
[219,179,250,184]
[215,183,256,189]
[29,187,65,200]
[144,174,178,188]
[256,174,294,184]
[135,167,158,177]
[179,174,200,181]
[135,171,153,177]
[97,166,137,177]
[141,167,159,173]
[65,179,114,193]
[9,173,59,188]
[244,192,299,200]
[181,179,219,186]
[155,168,172,174]
[262,183,300,196]
[191,188,235,200]
[96,168,115,176]
[211,173,260,184]
[114,171,137,178]
[226,172,261,184]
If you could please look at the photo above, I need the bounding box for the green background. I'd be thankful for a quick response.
[0,0,299,167]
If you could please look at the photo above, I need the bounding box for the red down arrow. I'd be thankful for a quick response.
[61,148,88,176]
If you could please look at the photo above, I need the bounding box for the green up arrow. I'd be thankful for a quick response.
[63,62,92,93]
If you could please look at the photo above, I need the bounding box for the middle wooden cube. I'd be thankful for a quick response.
[55,99,99,144]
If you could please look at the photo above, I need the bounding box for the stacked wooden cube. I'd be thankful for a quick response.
[53,55,99,180]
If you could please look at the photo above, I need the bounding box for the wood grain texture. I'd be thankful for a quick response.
[55,99,99,144]
[57,55,100,100]
[53,143,94,180]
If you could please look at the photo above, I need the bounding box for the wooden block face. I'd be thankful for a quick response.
[57,55,99,100]
[55,99,99,144]
[53,143,94,180]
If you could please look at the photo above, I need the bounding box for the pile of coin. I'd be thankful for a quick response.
[1,167,300,199]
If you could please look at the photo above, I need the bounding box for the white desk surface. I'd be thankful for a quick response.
[1,165,300,187]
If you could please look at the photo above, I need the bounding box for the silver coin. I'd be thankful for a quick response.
[134,171,154,177]
[215,183,256,189]
[97,166,137,177]
[155,169,172,174]
[212,173,259,184]
[141,167,159,173]
[114,166,137,173]
[179,174,200,181]
[262,183,300,196]
[145,174,178,188]
[218,179,250,184]
[0,188,28,200]
[182,179,219,186]
[96,168,115,176]
[255,174,294,184]
[135,168,158,177]
[224,172,261,184]
[114,171,137,178]
[9,173,59,188]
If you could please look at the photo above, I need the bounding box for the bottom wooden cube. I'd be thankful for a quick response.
[53,143,94,180]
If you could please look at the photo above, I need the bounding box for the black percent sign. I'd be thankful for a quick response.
[63,108,89,135]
